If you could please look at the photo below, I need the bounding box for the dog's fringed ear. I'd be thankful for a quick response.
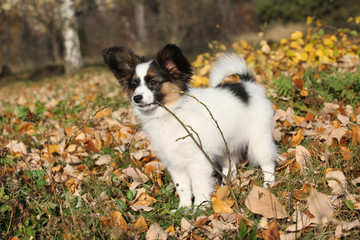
[155,44,193,82]
[102,46,144,91]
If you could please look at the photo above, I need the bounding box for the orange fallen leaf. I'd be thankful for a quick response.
[352,125,360,145]
[131,192,157,207]
[165,225,176,234]
[290,129,304,147]
[260,219,280,240]
[300,88,309,96]
[134,215,148,233]
[212,196,234,213]
[294,114,305,124]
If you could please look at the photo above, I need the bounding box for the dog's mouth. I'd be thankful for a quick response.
[137,102,157,109]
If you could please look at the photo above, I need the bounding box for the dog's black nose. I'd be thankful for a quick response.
[133,95,143,103]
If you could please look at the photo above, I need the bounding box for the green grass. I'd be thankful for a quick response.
[1,66,360,239]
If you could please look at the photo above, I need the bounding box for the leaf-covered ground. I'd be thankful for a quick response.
[1,19,360,239]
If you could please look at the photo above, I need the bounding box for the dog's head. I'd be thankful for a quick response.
[102,44,192,111]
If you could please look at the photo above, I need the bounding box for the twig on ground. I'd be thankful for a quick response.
[64,101,127,149]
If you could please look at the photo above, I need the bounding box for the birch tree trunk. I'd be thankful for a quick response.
[60,0,83,73]
[135,0,147,51]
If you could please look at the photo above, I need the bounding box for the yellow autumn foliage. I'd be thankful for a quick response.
[191,17,360,86]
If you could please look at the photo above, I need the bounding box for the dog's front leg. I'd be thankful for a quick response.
[188,160,215,207]
[168,167,192,209]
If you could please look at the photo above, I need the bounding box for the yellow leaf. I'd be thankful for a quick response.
[324,38,334,47]
[290,41,300,49]
[240,40,248,49]
[304,43,315,52]
[290,30,303,40]
[306,16,313,25]
[294,114,305,124]
[260,40,270,54]
[290,129,304,147]
[316,19,324,27]
[356,16,360,24]
[280,38,288,45]
[296,51,308,61]
[48,145,60,155]
[300,88,309,96]
[212,196,234,213]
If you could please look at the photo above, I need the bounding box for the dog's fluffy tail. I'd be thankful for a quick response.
[210,53,254,87]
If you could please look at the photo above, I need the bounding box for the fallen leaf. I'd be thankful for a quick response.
[181,217,194,233]
[260,219,280,240]
[6,140,27,155]
[93,154,112,166]
[325,127,347,145]
[325,170,346,195]
[286,210,313,231]
[212,196,234,213]
[123,166,149,182]
[295,145,311,168]
[131,192,157,207]
[134,215,148,233]
[335,219,360,238]
[290,129,304,147]
[216,185,230,200]
[308,189,334,224]
[245,185,288,219]
[109,210,127,227]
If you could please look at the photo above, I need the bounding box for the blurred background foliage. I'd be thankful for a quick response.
[0,0,359,76]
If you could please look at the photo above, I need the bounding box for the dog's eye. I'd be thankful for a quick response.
[131,80,139,88]
[149,80,158,86]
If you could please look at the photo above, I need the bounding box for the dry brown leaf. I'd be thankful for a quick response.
[245,185,288,219]
[123,166,149,182]
[325,127,347,145]
[325,170,347,195]
[6,140,27,155]
[351,177,360,186]
[181,217,194,233]
[93,154,112,166]
[307,189,334,224]
[260,219,280,240]
[295,145,311,168]
[216,185,230,200]
[335,219,360,238]
[286,210,313,232]
[194,216,210,228]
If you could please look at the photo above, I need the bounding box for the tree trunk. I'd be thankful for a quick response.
[60,0,83,73]
[135,0,147,51]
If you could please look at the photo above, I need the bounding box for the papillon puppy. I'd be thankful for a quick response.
[102,44,277,208]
